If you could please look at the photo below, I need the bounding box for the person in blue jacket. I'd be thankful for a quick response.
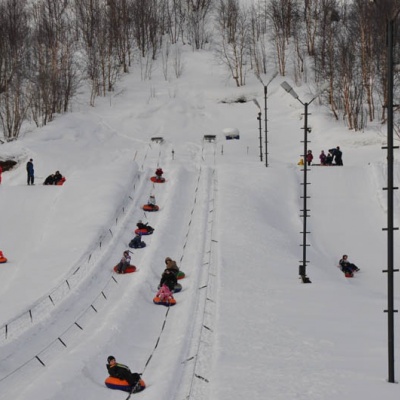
[26,159,34,185]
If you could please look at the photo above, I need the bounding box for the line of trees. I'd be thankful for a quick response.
[0,0,399,141]
[214,0,400,133]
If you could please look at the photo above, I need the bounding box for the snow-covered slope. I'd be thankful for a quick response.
[0,49,400,400]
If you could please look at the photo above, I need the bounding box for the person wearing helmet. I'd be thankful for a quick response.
[106,356,141,389]
[116,250,131,274]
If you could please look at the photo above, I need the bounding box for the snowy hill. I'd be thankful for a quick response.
[0,49,400,400]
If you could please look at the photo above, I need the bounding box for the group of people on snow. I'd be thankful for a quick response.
[24,158,66,186]
[43,170,64,185]
[156,257,181,302]
[319,146,343,166]
[303,146,343,166]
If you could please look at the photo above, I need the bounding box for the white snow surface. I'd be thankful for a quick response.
[0,49,400,400]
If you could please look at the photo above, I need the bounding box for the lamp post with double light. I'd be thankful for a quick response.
[257,71,278,167]
[280,81,329,284]
[253,99,263,162]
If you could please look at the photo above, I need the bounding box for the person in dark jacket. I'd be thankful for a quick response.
[53,171,63,184]
[329,146,343,166]
[106,356,141,388]
[43,174,55,185]
[319,150,327,165]
[129,233,146,249]
[136,220,154,233]
[159,268,178,291]
[339,254,360,275]
[26,159,34,185]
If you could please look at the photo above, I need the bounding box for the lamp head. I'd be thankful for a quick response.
[280,81,299,100]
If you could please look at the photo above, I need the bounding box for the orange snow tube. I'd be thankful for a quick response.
[105,377,146,393]
[143,204,159,212]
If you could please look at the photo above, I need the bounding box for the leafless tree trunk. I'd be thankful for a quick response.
[186,0,214,50]
[215,0,250,87]
[28,0,79,125]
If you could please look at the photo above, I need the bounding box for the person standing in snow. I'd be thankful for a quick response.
[319,150,327,165]
[106,356,141,388]
[26,159,34,185]
[306,150,314,166]
[329,146,343,166]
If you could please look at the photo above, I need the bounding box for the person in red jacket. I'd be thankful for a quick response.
[155,168,163,178]
[306,150,314,166]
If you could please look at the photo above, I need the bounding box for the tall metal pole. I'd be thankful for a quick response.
[384,17,397,384]
[300,102,310,281]
[281,80,328,284]
[257,112,263,162]
[264,86,268,167]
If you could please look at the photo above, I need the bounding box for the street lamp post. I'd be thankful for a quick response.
[280,81,329,284]
[257,72,278,167]
[381,2,400,383]
[253,99,263,162]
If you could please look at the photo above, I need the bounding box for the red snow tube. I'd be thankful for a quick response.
[105,377,146,392]
[143,204,159,212]
[150,176,165,183]
[113,265,137,274]
[153,296,176,306]
[56,177,66,186]
[134,228,154,235]
[0,251,7,264]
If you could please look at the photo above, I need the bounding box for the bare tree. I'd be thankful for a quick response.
[0,0,30,140]
[28,0,79,125]
[186,0,214,50]
[215,0,250,87]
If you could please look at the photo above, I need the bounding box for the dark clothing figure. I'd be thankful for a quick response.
[319,151,326,165]
[306,150,313,166]
[26,159,34,185]
[326,153,333,165]
[129,234,145,249]
[53,171,63,184]
[136,221,154,233]
[329,147,343,166]
[159,269,178,291]
[44,174,55,185]
[339,255,360,275]
[106,356,141,388]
